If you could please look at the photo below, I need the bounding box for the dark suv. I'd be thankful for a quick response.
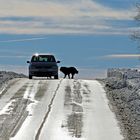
[27,54,60,79]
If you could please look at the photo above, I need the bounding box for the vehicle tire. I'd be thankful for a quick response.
[29,75,32,79]
[54,75,58,79]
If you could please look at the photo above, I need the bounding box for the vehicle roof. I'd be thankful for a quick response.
[32,53,54,56]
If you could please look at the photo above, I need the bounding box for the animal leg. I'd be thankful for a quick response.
[68,74,70,79]
[71,74,74,79]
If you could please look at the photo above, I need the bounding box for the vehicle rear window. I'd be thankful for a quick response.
[31,55,56,62]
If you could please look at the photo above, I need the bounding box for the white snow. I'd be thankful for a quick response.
[0,99,16,115]
[0,83,7,95]
[10,79,61,140]
[23,80,39,100]
[39,79,73,140]
[0,78,28,113]
[82,80,123,140]
[23,80,39,115]
[107,68,140,79]
[9,79,123,140]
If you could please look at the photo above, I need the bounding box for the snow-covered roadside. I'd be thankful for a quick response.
[0,71,27,99]
[0,71,26,85]
[102,77,140,140]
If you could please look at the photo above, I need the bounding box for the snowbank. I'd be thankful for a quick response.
[107,68,140,79]
[0,71,26,86]
[0,71,27,99]
[101,68,140,140]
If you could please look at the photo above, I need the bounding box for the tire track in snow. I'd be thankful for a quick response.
[63,80,84,138]
[35,79,63,140]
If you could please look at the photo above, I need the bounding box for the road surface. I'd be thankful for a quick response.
[0,78,123,140]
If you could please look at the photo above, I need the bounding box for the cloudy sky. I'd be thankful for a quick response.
[0,0,140,78]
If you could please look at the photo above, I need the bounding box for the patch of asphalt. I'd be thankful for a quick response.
[67,112,83,138]
[35,79,63,140]
[62,80,85,138]
[35,81,49,101]
[0,79,20,99]
[11,83,29,99]
[64,86,72,107]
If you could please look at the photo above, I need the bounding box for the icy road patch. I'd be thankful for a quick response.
[38,79,123,140]
[0,79,123,140]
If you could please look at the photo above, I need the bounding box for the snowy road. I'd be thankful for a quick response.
[0,78,123,140]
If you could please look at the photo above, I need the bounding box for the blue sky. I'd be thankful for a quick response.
[0,0,139,78]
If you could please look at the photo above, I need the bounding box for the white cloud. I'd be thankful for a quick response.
[0,0,136,35]
[0,0,135,19]
[0,20,134,35]
[0,56,27,58]
[0,37,47,43]
[104,54,140,59]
